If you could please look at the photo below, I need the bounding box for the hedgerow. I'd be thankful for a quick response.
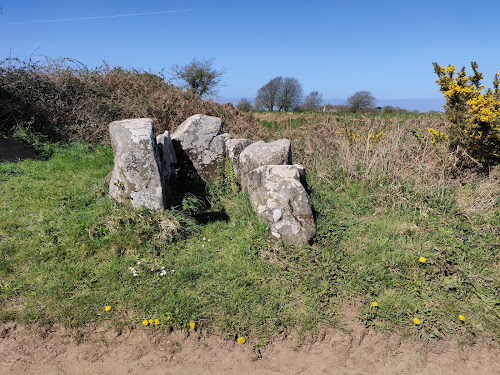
[0,57,256,144]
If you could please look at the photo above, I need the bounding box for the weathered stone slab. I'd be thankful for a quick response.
[156,130,178,207]
[109,118,164,210]
[171,115,231,187]
[246,164,315,245]
[225,138,253,180]
[239,139,292,191]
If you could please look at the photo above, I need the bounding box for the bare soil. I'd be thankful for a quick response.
[1,303,498,375]
[0,137,42,163]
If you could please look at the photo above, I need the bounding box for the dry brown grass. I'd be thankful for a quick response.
[244,111,499,218]
[248,112,453,184]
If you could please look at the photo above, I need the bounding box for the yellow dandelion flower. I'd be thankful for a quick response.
[142,320,149,326]
[237,336,246,344]
[371,301,378,307]
[189,321,196,330]
[459,315,465,321]
[419,257,426,263]
[154,319,160,326]
[105,305,112,312]
[4,284,8,288]
[149,319,154,324]
[413,318,421,325]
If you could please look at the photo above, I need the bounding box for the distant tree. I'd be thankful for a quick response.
[382,105,408,114]
[236,98,253,112]
[255,76,303,111]
[170,58,225,97]
[255,76,283,110]
[346,90,376,112]
[277,77,303,111]
[301,91,323,111]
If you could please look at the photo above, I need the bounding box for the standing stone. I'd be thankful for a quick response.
[171,115,231,190]
[246,164,315,245]
[239,139,292,191]
[225,138,253,180]
[109,118,164,210]
[156,130,178,207]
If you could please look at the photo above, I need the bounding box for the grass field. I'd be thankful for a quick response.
[0,112,498,347]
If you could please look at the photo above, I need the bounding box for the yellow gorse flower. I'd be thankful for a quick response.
[433,61,500,162]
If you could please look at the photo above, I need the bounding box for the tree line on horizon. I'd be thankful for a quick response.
[170,58,417,114]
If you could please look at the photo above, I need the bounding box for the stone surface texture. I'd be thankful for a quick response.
[225,138,253,180]
[109,118,164,210]
[156,131,178,206]
[239,139,292,191]
[171,114,231,184]
[246,164,315,245]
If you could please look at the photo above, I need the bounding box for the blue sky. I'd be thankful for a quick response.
[1,0,500,107]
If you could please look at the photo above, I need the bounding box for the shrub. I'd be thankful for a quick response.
[433,62,500,165]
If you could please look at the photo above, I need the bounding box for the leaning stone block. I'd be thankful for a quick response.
[171,115,231,188]
[156,130,178,207]
[225,138,253,180]
[109,118,164,210]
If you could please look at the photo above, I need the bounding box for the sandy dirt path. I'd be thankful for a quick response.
[1,309,498,375]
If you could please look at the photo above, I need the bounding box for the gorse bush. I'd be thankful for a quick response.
[0,57,256,144]
[433,62,500,165]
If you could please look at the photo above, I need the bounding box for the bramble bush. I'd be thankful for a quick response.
[433,62,500,165]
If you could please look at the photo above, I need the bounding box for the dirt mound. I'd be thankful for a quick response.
[1,304,498,375]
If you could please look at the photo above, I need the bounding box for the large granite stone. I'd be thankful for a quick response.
[246,164,315,245]
[171,115,231,191]
[109,118,164,210]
